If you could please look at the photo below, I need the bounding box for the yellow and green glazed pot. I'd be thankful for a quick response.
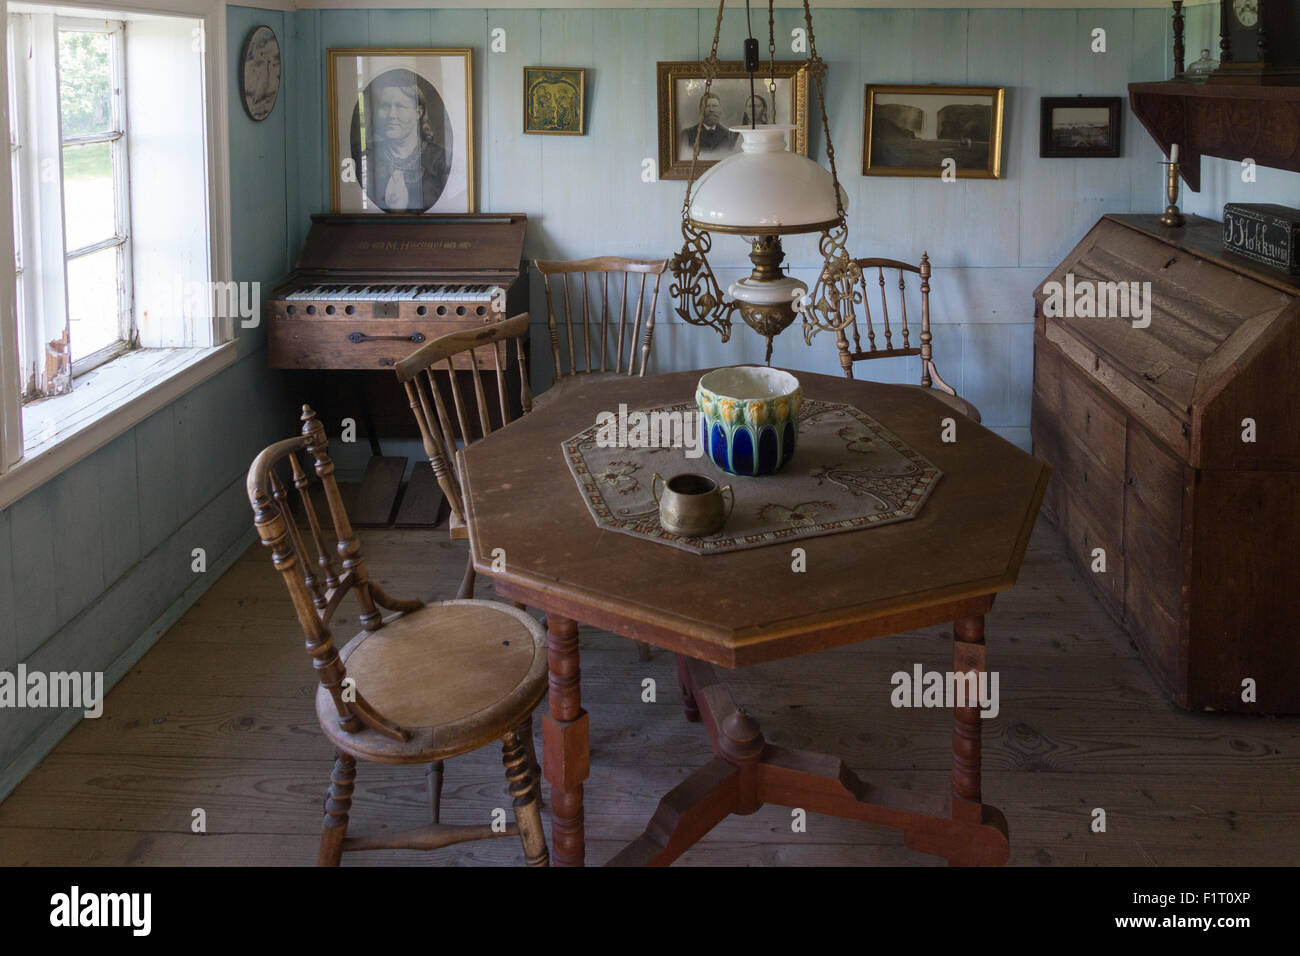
[696,366,802,477]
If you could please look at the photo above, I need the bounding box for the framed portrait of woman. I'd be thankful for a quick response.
[327,48,474,214]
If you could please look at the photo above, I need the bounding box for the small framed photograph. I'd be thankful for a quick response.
[1039,96,1122,158]
[524,67,585,135]
[327,47,474,214]
[862,84,1005,179]
[656,60,810,181]
[240,25,281,122]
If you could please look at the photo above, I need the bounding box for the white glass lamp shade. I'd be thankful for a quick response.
[688,125,847,235]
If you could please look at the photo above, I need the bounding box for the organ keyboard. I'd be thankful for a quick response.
[267,213,529,370]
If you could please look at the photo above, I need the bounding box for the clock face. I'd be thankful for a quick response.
[1233,0,1260,29]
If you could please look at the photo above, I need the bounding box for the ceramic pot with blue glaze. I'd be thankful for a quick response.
[696,366,801,477]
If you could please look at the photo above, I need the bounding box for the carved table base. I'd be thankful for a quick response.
[609,616,1009,867]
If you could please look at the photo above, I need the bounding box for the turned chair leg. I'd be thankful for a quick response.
[318,751,356,867]
[428,760,445,824]
[457,556,476,599]
[518,714,542,802]
[503,728,550,867]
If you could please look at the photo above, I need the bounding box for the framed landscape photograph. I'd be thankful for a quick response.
[1039,96,1122,158]
[656,60,810,181]
[524,67,585,135]
[862,84,1005,179]
[327,47,474,214]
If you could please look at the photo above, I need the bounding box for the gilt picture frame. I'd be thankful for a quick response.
[327,47,475,214]
[656,60,810,181]
[862,83,1005,179]
[524,67,586,135]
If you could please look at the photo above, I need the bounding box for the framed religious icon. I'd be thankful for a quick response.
[240,25,280,122]
[862,84,1005,179]
[327,48,474,213]
[523,67,586,135]
[656,60,810,181]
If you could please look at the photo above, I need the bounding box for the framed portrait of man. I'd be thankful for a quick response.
[327,48,474,214]
[656,61,810,181]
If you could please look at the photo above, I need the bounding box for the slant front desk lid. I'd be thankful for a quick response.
[294,213,527,278]
[1033,215,1294,416]
[1033,214,1300,470]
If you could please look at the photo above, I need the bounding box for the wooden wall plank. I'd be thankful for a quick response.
[0,509,14,670]
[854,8,916,258]
[49,457,104,632]
[289,10,323,253]
[226,7,291,361]
[135,406,180,557]
[484,8,541,218]
[961,7,1021,268]
[1128,6,1168,211]
[96,430,141,587]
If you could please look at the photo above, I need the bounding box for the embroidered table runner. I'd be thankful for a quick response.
[562,400,941,554]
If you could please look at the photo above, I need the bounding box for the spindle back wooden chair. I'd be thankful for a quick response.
[395,312,532,597]
[533,256,668,403]
[248,404,549,866]
[833,252,981,422]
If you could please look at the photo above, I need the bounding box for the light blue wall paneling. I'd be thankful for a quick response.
[0,6,297,800]
[228,5,293,349]
[287,5,1173,437]
[0,508,14,672]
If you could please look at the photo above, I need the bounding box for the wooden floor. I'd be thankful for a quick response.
[1,516,1297,867]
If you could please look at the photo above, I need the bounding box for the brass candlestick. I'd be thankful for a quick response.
[1160,150,1185,227]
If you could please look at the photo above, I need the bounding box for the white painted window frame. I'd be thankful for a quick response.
[0,0,234,507]
[57,15,134,377]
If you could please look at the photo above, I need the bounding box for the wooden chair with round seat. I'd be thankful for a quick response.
[533,256,669,406]
[247,404,549,867]
[830,252,982,423]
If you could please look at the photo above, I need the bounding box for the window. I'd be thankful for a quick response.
[9,14,131,399]
[0,3,235,504]
[59,20,131,373]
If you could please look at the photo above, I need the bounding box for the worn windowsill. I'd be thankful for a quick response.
[0,342,236,510]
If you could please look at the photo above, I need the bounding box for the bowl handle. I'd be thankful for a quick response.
[651,473,665,504]
[719,484,734,519]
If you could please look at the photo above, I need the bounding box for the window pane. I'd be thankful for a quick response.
[67,246,120,357]
[61,141,115,251]
[58,30,112,138]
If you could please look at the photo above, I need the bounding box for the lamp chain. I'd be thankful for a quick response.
[802,0,844,225]
[767,1,777,96]
[681,0,729,219]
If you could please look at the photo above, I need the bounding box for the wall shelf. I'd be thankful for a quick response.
[1128,81,1300,192]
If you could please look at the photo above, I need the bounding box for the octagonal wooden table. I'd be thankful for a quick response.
[459,369,1049,866]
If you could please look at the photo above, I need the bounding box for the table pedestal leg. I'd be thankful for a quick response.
[610,621,1009,867]
[542,613,588,866]
[675,653,701,723]
[947,614,1005,866]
